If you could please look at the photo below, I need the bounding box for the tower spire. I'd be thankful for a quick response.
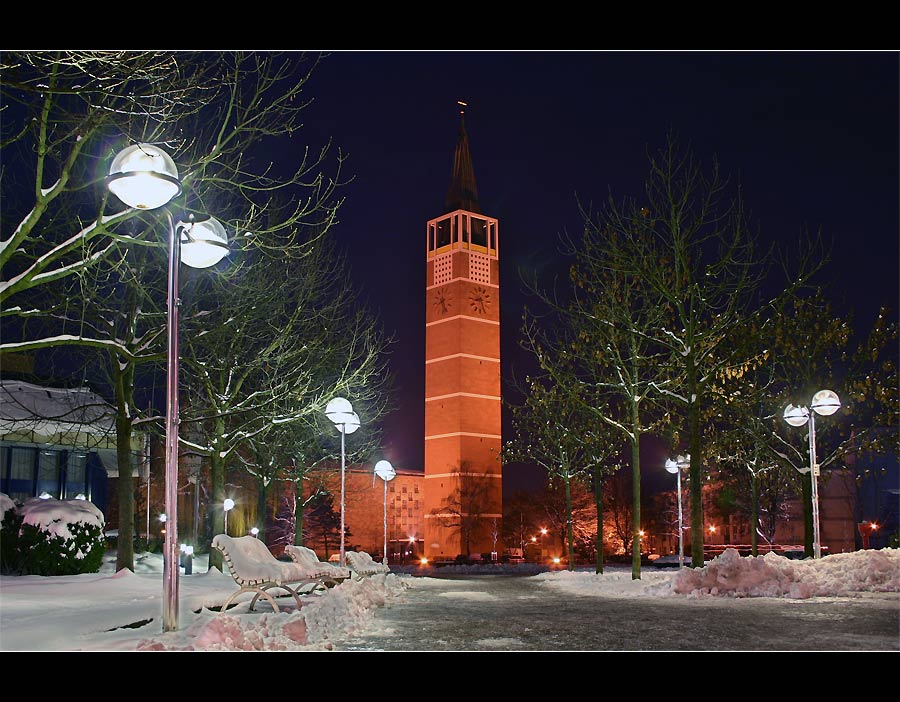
[445,100,481,214]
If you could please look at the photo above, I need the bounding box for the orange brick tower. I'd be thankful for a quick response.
[423,110,502,560]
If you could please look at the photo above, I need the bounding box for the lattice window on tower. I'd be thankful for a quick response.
[434,252,453,286]
[468,251,491,284]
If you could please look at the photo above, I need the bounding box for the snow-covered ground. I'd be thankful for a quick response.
[1,548,897,651]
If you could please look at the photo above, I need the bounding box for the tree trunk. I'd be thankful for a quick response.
[750,470,759,557]
[256,474,267,542]
[688,358,704,568]
[294,481,304,546]
[114,410,135,572]
[564,475,574,571]
[594,469,604,574]
[207,439,225,571]
[114,364,135,573]
[631,401,641,580]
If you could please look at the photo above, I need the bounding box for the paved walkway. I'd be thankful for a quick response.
[336,573,900,652]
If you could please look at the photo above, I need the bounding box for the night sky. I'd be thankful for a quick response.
[276,51,898,491]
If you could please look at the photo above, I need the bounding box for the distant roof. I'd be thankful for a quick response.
[444,112,481,214]
[0,380,118,450]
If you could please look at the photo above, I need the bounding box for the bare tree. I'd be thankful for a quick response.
[505,376,620,570]
[431,467,493,557]
[2,51,350,570]
[179,240,392,570]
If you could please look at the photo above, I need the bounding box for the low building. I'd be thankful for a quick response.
[0,380,146,517]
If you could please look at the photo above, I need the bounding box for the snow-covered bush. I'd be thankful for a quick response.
[0,492,18,569]
[0,494,107,576]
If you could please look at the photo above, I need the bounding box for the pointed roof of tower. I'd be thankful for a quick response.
[445,108,481,214]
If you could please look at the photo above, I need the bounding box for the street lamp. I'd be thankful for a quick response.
[107,143,229,633]
[665,454,690,568]
[783,389,841,559]
[223,498,235,536]
[373,459,396,566]
[325,397,360,567]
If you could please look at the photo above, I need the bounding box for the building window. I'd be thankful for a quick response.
[8,447,35,503]
[65,452,87,499]
[37,450,61,499]
[414,485,419,494]
[402,485,407,494]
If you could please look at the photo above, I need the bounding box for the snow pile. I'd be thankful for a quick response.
[302,573,407,644]
[535,548,900,600]
[136,608,315,652]
[18,496,105,541]
[670,547,900,599]
[134,572,408,651]
[535,567,676,598]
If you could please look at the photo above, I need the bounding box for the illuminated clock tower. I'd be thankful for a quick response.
[423,111,502,560]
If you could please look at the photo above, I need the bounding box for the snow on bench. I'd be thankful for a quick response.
[284,545,351,585]
[212,534,330,613]
[345,550,391,579]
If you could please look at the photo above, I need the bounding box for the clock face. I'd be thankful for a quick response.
[433,289,451,314]
[468,286,491,314]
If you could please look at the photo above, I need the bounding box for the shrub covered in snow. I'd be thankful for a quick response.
[0,492,14,525]
[0,493,107,576]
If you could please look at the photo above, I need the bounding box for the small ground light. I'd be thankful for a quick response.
[39,492,51,499]
[709,525,717,534]
[159,514,167,522]
[75,494,86,500]
[552,557,561,564]
[250,527,259,537]
[420,557,428,565]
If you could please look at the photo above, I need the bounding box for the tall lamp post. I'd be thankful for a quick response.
[325,397,360,567]
[783,389,841,559]
[665,454,690,568]
[107,143,229,633]
[373,460,396,566]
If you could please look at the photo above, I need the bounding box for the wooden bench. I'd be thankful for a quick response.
[284,545,352,585]
[212,534,331,613]
[345,550,391,579]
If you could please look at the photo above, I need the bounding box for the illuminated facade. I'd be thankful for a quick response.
[422,114,502,560]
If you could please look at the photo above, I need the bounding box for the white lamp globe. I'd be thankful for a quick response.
[107,143,181,210]
[325,397,353,420]
[810,389,841,416]
[338,412,361,434]
[665,459,679,474]
[374,460,396,481]
[180,217,229,268]
[783,404,810,427]
[223,498,235,512]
